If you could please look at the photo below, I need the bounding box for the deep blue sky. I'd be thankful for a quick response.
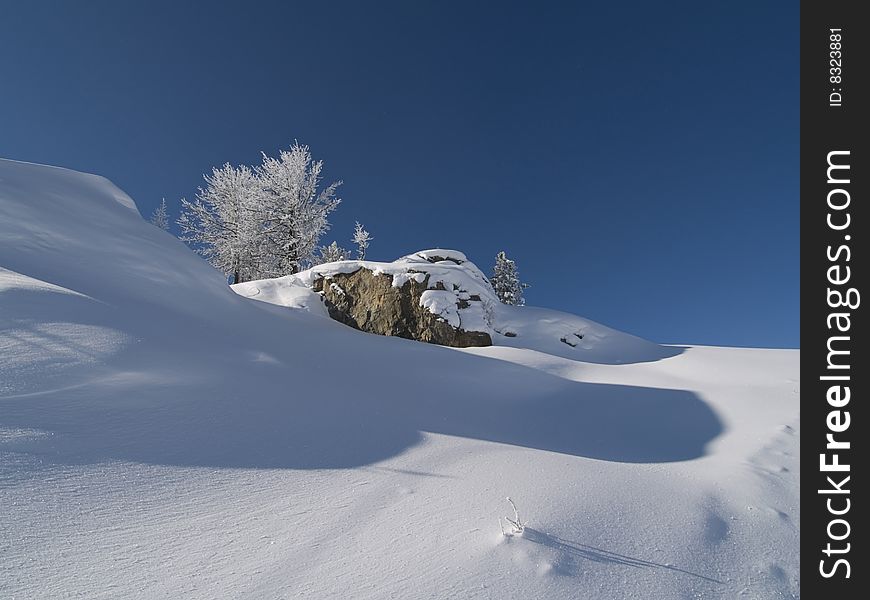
[0,1,798,347]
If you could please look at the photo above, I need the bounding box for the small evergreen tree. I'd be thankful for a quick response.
[315,241,351,264]
[351,221,372,260]
[491,251,528,306]
[150,198,170,230]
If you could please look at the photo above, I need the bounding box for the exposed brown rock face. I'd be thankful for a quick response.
[311,268,492,347]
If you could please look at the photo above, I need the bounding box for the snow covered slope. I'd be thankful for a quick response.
[1,159,799,599]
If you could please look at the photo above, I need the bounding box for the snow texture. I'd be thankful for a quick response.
[0,158,799,599]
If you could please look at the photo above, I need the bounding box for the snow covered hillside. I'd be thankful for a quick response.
[1,158,799,599]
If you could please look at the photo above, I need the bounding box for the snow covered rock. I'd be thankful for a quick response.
[233,249,499,347]
[305,250,495,347]
[233,248,681,361]
[312,267,491,347]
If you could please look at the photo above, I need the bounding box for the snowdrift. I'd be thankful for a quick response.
[0,158,799,599]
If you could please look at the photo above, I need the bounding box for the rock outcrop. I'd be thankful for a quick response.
[303,249,495,347]
[312,268,492,347]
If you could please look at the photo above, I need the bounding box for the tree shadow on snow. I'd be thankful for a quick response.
[0,284,724,470]
[520,528,724,584]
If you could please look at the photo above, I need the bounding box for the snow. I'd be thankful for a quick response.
[232,274,330,317]
[0,267,90,298]
[412,248,469,263]
[491,304,680,364]
[419,289,462,328]
[0,158,799,599]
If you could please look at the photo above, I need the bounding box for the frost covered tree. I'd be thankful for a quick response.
[315,241,351,264]
[491,251,528,306]
[150,198,170,230]
[351,221,372,260]
[257,143,342,276]
[177,163,262,285]
[178,143,343,282]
